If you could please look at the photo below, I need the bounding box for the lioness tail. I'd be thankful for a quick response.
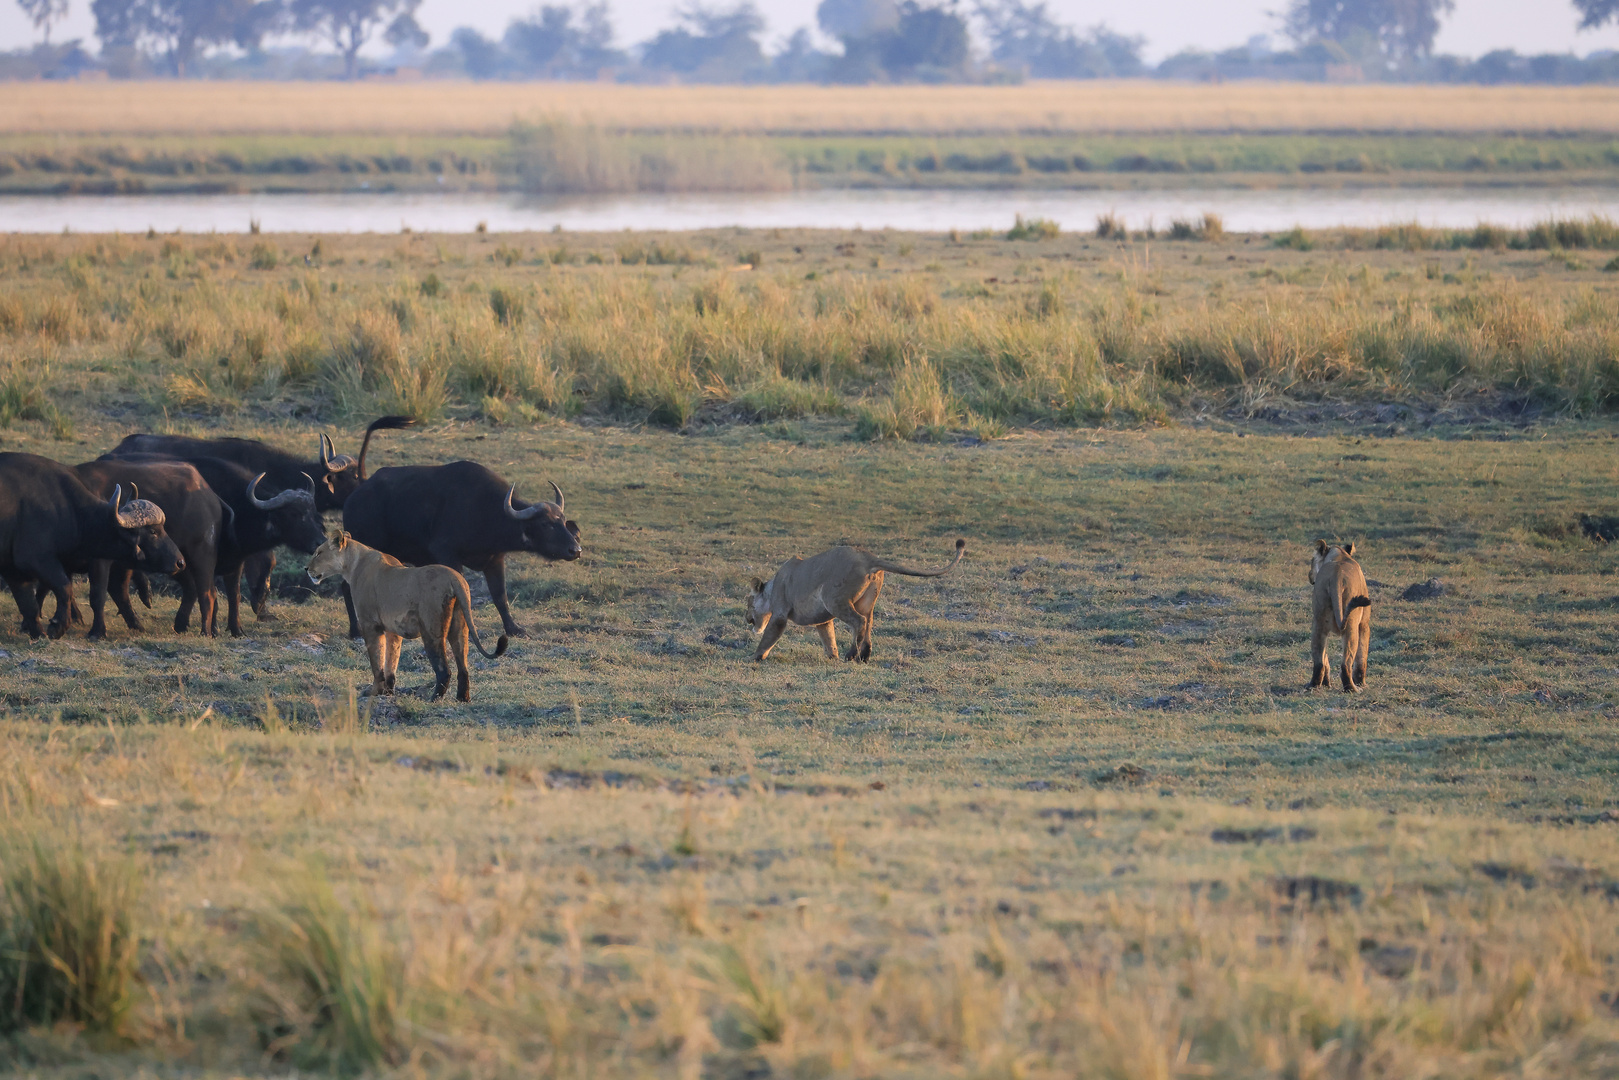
[869,537,967,578]
[449,574,509,660]
[1333,592,1371,632]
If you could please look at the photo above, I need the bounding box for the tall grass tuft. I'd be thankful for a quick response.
[247,868,408,1073]
[856,357,951,440]
[1006,215,1059,241]
[512,120,790,195]
[0,836,143,1036]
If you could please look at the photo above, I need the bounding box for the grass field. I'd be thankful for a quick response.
[1,230,1619,1076]
[10,81,1619,137]
[5,81,1619,194]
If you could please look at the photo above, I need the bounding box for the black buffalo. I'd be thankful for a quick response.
[109,454,327,637]
[0,453,183,640]
[67,460,232,639]
[342,461,581,638]
[107,415,414,616]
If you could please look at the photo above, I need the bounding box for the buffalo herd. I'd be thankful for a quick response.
[0,415,582,645]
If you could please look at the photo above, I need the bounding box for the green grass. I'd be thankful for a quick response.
[1,231,1618,1075]
[5,130,1619,194]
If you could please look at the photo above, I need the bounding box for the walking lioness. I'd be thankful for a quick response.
[747,538,966,662]
[307,532,507,702]
[1309,539,1371,693]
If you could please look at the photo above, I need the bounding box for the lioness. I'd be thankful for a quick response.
[307,532,507,702]
[1309,539,1371,693]
[747,538,965,663]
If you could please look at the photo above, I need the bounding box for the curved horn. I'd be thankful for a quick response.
[319,433,335,471]
[247,472,299,511]
[547,480,563,512]
[504,483,544,521]
[302,472,316,495]
[107,483,123,511]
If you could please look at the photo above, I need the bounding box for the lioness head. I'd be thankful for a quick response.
[1309,539,1356,585]
[306,530,351,585]
[745,577,771,634]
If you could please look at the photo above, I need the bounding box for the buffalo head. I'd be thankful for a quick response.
[318,432,363,504]
[109,485,185,574]
[504,481,582,562]
[248,472,329,554]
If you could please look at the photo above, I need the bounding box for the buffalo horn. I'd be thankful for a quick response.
[504,483,544,521]
[548,480,564,511]
[319,433,338,471]
[247,472,301,510]
[107,483,122,511]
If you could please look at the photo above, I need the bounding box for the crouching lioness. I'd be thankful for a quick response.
[1309,539,1371,693]
[307,532,507,702]
[747,538,965,663]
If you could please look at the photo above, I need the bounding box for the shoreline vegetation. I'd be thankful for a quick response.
[1,218,1616,442]
[4,82,1619,195]
[4,129,1619,197]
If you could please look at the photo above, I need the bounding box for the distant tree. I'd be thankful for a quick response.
[975,0,1142,77]
[768,25,832,80]
[290,0,420,77]
[17,0,70,43]
[450,26,503,75]
[816,0,895,39]
[877,1,968,78]
[384,10,427,51]
[1573,0,1618,29]
[1282,0,1454,65]
[91,0,265,73]
[640,1,764,79]
[504,2,619,76]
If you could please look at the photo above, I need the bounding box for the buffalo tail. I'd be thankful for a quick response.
[450,574,509,660]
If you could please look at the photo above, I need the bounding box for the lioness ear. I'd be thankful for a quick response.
[750,577,765,593]
[1315,539,1328,555]
[1343,541,1355,557]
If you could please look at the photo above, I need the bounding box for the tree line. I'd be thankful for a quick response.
[9,0,1619,83]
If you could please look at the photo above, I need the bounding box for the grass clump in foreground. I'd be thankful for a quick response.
[0,836,142,1037]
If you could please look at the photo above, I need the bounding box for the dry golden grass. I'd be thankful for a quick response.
[7,79,1619,137]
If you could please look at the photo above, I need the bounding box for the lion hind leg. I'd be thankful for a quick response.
[1309,621,1329,689]
[448,599,472,702]
[1339,623,1360,694]
[383,633,403,694]
[1354,608,1370,688]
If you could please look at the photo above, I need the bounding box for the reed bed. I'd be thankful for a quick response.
[2,222,1616,437]
[7,81,1619,137]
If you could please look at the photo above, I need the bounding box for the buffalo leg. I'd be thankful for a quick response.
[87,562,112,640]
[342,583,361,639]
[34,582,85,629]
[4,573,45,640]
[186,547,218,638]
[246,550,275,620]
[480,557,526,638]
[104,565,144,632]
[219,563,246,638]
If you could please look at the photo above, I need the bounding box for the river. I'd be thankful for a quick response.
[3,186,1616,235]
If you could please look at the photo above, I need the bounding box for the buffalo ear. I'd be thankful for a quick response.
[565,519,579,534]
[1314,539,1328,555]
[1343,541,1355,557]
[750,577,765,593]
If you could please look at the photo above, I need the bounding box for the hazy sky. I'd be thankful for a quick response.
[4,0,1616,62]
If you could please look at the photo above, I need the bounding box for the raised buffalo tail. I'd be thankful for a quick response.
[356,415,418,480]
[869,537,967,578]
[450,574,508,660]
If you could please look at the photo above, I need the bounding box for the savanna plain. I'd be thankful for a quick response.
[1,221,1618,1078]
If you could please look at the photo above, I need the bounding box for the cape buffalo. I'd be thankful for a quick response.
[107,415,414,616]
[67,460,232,639]
[341,461,581,638]
[108,454,327,637]
[0,453,183,640]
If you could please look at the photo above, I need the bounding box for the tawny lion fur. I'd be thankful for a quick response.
[308,532,507,702]
[1309,539,1371,693]
[747,538,965,662]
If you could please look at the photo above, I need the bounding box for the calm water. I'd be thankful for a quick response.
[4,187,1617,235]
